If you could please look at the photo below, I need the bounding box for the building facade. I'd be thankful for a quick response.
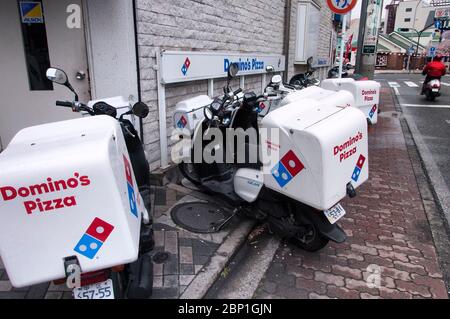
[0,0,339,170]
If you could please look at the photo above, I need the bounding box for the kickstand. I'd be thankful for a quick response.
[210,208,239,232]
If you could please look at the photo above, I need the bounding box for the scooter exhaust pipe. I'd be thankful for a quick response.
[126,253,154,299]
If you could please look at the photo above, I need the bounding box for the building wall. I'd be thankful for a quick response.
[288,0,335,80]
[394,0,434,31]
[136,0,335,170]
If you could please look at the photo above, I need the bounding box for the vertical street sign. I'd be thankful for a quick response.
[355,0,382,79]
[326,0,358,77]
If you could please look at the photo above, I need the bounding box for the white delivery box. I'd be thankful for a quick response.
[278,86,354,108]
[0,115,145,287]
[173,95,212,134]
[261,91,369,210]
[321,78,380,124]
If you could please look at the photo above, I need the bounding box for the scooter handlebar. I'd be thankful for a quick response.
[56,101,73,107]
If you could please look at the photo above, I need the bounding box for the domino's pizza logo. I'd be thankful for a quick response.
[369,104,377,119]
[351,154,366,182]
[177,115,188,128]
[256,102,267,113]
[271,150,305,187]
[124,155,138,217]
[181,57,191,76]
[74,218,114,259]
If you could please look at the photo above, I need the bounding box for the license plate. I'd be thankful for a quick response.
[73,279,114,299]
[432,88,439,92]
[323,203,346,224]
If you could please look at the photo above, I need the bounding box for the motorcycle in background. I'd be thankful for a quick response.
[328,63,368,81]
[289,57,321,88]
[423,79,441,101]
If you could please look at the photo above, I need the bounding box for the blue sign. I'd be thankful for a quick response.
[429,46,436,57]
[435,20,442,29]
[19,1,44,24]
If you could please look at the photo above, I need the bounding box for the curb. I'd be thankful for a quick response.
[392,87,450,295]
[180,220,256,299]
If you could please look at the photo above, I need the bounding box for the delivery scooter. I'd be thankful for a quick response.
[0,68,154,299]
[175,63,369,251]
[423,79,441,101]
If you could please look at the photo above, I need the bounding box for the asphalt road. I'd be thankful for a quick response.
[374,73,450,226]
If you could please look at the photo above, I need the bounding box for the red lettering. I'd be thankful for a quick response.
[80,175,91,186]
[334,146,339,156]
[54,198,64,209]
[1,186,17,201]
[24,201,37,214]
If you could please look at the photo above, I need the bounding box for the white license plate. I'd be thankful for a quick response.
[432,88,439,92]
[73,279,114,299]
[323,203,346,224]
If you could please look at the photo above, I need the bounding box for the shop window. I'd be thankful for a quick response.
[295,2,320,63]
[17,0,53,90]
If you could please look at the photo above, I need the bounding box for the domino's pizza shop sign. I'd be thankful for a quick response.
[160,51,285,84]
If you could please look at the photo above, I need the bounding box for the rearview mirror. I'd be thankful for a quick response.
[132,102,150,118]
[46,67,79,101]
[46,68,68,85]
[228,63,239,78]
[266,65,275,73]
[271,75,282,85]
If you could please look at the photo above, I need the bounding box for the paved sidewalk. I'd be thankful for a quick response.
[0,183,248,299]
[254,87,449,299]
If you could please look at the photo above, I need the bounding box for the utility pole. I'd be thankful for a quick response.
[355,0,382,79]
[355,0,369,75]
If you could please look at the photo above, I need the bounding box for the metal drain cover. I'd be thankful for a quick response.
[171,201,231,233]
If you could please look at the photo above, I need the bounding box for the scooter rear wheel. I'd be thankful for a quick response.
[290,206,329,252]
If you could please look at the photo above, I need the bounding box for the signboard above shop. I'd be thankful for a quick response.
[160,51,285,84]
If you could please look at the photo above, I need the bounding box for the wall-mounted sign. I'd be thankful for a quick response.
[363,0,381,52]
[160,51,285,84]
[19,1,44,24]
[362,45,376,54]
[326,0,357,14]
[435,7,450,19]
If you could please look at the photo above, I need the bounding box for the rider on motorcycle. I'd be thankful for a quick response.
[421,54,446,95]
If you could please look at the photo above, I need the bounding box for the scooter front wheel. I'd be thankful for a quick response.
[179,162,202,186]
[290,206,329,252]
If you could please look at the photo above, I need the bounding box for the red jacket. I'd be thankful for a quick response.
[423,61,447,77]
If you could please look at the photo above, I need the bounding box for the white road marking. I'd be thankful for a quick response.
[440,82,450,86]
[402,103,450,108]
[446,120,450,124]
[388,81,400,88]
[404,81,419,87]
[393,87,400,96]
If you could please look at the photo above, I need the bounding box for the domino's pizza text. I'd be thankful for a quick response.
[0,173,91,214]
[334,132,363,162]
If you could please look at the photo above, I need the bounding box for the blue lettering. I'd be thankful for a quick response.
[224,58,230,72]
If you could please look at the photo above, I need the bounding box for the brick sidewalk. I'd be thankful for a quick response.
[254,87,449,299]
